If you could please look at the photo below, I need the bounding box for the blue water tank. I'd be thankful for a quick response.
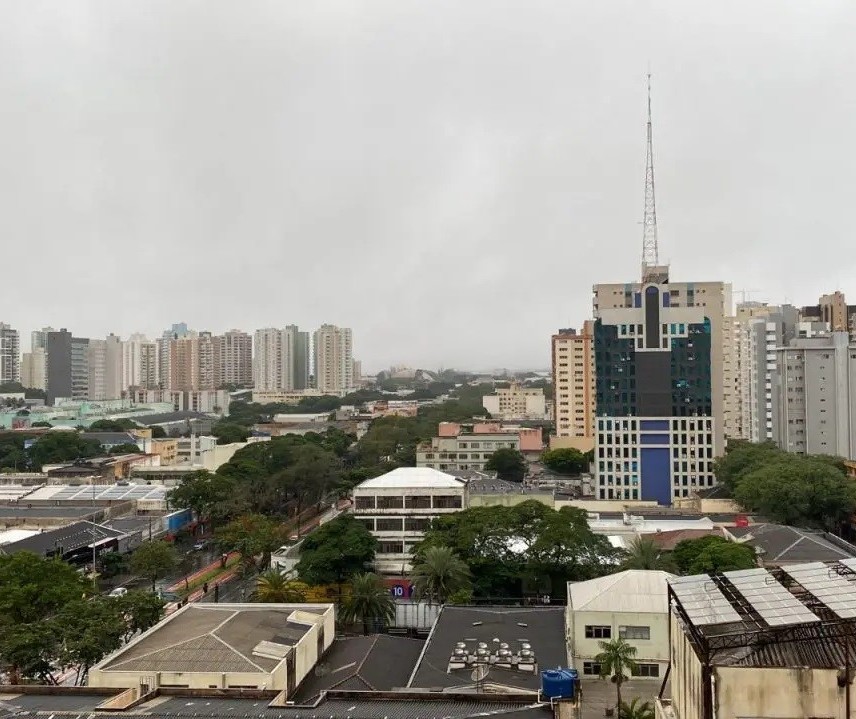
[541,668,578,699]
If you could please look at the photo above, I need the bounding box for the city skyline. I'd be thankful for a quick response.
[1,2,855,369]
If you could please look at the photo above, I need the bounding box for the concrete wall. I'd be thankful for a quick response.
[468,492,554,509]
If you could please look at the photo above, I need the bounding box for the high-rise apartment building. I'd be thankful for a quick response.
[254,327,295,392]
[31,327,55,353]
[732,303,801,442]
[21,349,47,390]
[122,334,158,390]
[45,329,73,404]
[550,323,595,452]
[87,334,123,400]
[0,323,21,385]
[157,323,191,388]
[214,330,253,388]
[801,291,856,339]
[772,332,856,460]
[291,326,310,390]
[313,324,354,396]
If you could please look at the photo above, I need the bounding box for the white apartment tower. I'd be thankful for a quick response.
[254,327,296,392]
[122,334,158,390]
[313,324,354,396]
[87,334,123,400]
[214,330,253,388]
[0,323,21,385]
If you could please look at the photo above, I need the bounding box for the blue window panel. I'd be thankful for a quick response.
[634,292,642,308]
[640,434,669,445]
[663,292,670,307]
[641,447,671,505]
[640,419,670,431]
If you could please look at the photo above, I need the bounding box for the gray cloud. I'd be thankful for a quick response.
[1,0,854,370]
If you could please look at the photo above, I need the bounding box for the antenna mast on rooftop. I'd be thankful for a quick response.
[641,73,664,284]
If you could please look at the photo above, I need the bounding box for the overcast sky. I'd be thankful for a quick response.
[1,1,855,372]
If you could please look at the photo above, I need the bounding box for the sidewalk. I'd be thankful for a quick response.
[166,551,239,593]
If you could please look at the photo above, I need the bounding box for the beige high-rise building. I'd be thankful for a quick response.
[313,324,354,396]
[122,334,158,391]
[87,334,123,400]
[21,348,47,390]
[550,322,595,452]
[161,331,215,392]
[0,323,21,385]
[214,330,253,388]
[254,327,296,392]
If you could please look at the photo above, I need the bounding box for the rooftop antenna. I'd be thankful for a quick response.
[641,73,664,284]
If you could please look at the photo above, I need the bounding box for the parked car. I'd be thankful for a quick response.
[108,587,128,598]
[156,589,180,603]
[192,540,210,551]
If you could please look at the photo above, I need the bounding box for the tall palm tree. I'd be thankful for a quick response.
[621,537,675,572]
[411,546,472,604]
[340,573,395,635]
[619,698,655,719]
[596,638,638,710]
[253,569,307,603]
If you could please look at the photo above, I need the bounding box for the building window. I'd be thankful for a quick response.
[375,517,403,531]
[354,496,375,510]
[404,495,432,509]
[404,517,430,532]
[619,625,650,640]
[582,661,602,676]
[433,495,462,509]
[376,496,404,509]
[378,541,404,555]
[585,625,611,639]
[631,664,660,678]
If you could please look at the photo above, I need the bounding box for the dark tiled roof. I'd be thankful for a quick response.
[0,521,123,556]
[80,432,138,446]
[295,635,426,700]
[408,606,566,692]
[133,411,212,426]
[728,524,856,563]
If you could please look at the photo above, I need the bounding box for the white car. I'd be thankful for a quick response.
[109,587,128,598]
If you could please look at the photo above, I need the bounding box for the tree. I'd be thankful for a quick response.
[484,448,527,482]
[596,638,638,710]
[411,546,472,603]
[211,422,250,445]
[168,470,235,526]
[130,541,178,591]
[88,419,138,432]
[619,698,655,719]
[54,598,126,685]
[295,515,377,586]
[671,536,756,575]
[621,536,676,572]
[30,421,52,428]
[734,458,856,530]
[339,573,395,634]
[109,443,142,454]
[117,591,164,640]
[151,425,167,438]
[0,552,91,625]
[27,432,102,471]
[254,569,308,603]
[541,448,588,475]
[98,551,128,578]
[217,514,289,570]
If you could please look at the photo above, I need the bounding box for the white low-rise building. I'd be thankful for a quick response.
[352,467,467,573]
[567,569,673,681]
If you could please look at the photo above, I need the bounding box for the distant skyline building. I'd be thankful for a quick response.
[772,331,856,460]
[214,330,253,388]
[0,323,21,385]
[122,333,158,391]
[87,334,123,400]
[21,348,46,390]
[313,324,354,396]
[550,323,595,452]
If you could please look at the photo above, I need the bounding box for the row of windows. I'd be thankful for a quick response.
[356,517,432,532]
[597,418,713,431]
[354,495,462,510]
[584,625,651,641]
[582,662,660,678]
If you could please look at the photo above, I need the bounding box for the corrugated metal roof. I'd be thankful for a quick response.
[569,570,674,613]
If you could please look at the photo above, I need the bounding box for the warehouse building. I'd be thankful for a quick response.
[661,561,856,719]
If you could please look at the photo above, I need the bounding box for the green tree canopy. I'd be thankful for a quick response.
[211,422,250,445]
[484,447,527,482]
[339,572,395,634]
[295,515,377,586]
[130,541,179,591]
[109,443,142,454]
[254,569,308,603]
[167,470,236,523]
[416,501,618,599]
[596,638,638,710]
[217,514,289,570]
[541,447,588,475]
[620,536,676,572]
[88,419,139,432]
[671,536,756,575]
[411,545,472,603]
[27,432,102,471]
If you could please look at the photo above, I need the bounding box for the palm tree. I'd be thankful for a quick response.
[621,537,675,572]
[340,572,395,635]
[596,638,638,710]
[253,569,307,603]
[411,546,472,604]
[619,698,655,719]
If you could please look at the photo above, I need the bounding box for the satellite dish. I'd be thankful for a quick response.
[471,665,489,682]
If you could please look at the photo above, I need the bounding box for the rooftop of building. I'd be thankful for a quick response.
[80,432,139,445]
[23,483,168,503]
[467,477,553,496]
[568,570,674,614]
[0,505,98,519]
[647,528,724,551]
[0,520,123,556]
[356,467,466,490]
[694,484,733,500]
[132,410,213,426]
[727,524,856,564]
[294,635,426,700]
[407,605,566,692]
[0,691,542,719]
[669,560,856,668]
[98,603,332,675]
